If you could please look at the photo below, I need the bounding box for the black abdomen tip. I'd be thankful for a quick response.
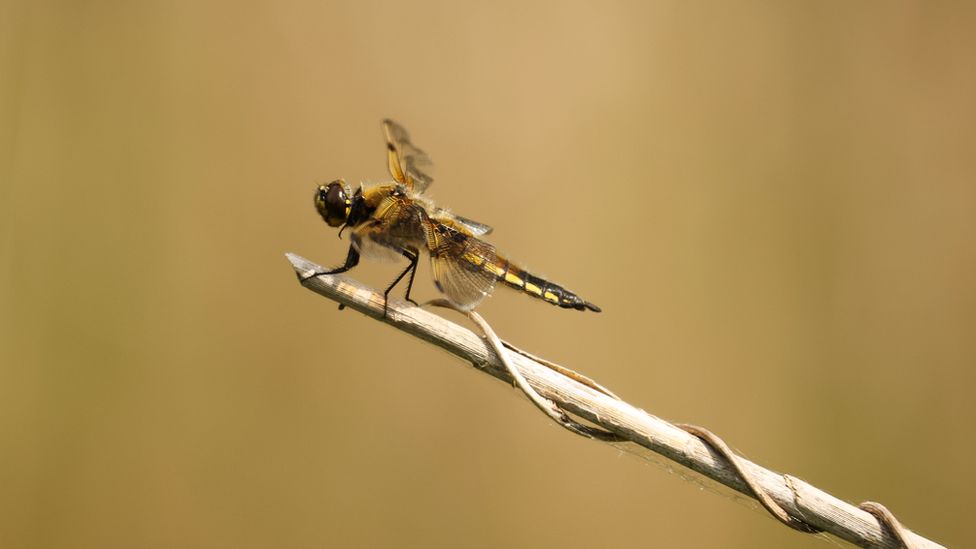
[584,302,602,313]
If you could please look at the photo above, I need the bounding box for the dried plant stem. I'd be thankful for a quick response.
[287,253,941,549]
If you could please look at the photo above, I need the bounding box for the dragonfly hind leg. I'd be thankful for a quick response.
[382,249,420,316]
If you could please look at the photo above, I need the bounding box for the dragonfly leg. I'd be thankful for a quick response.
[300,245,360,282]
[382,249,420,316]
[401,250,420,306]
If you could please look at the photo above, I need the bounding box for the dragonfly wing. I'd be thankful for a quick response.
[383,119,434,192]
[430,208,494,237]
[427,220,498,310]
[449,214,493,236]
[350,228,403,262]
[349,194,424,262]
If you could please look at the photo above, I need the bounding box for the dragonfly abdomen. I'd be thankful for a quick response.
[492,258,601,312]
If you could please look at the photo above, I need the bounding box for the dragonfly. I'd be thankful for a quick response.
[304,119,600,314]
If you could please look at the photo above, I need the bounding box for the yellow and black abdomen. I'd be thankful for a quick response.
[427,217,600,312]
[491,256,601,312]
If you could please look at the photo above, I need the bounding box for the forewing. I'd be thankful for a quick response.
[350,226,403,262]
[427,221,498,311]
[349,194,422,262]
[430,209,494,237]
[383,119,434,192]
[450,214,493,236]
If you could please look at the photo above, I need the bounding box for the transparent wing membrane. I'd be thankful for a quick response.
[450,214,493,236]
[383,119,434,192]
[349,194,425,262]
[428,221,498,310]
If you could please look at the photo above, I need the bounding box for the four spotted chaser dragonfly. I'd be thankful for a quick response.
[305,120,600,314]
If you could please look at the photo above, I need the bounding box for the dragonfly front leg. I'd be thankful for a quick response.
[299,245,361,283]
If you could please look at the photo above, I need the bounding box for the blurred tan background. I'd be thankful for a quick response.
[2,1,974,547]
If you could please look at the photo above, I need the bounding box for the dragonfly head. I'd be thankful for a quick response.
[315,179,351,228]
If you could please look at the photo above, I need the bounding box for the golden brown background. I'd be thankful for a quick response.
[2,1,974,547]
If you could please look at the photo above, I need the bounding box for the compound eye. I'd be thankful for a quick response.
[325,184,346,225]
[316,181,349,227]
